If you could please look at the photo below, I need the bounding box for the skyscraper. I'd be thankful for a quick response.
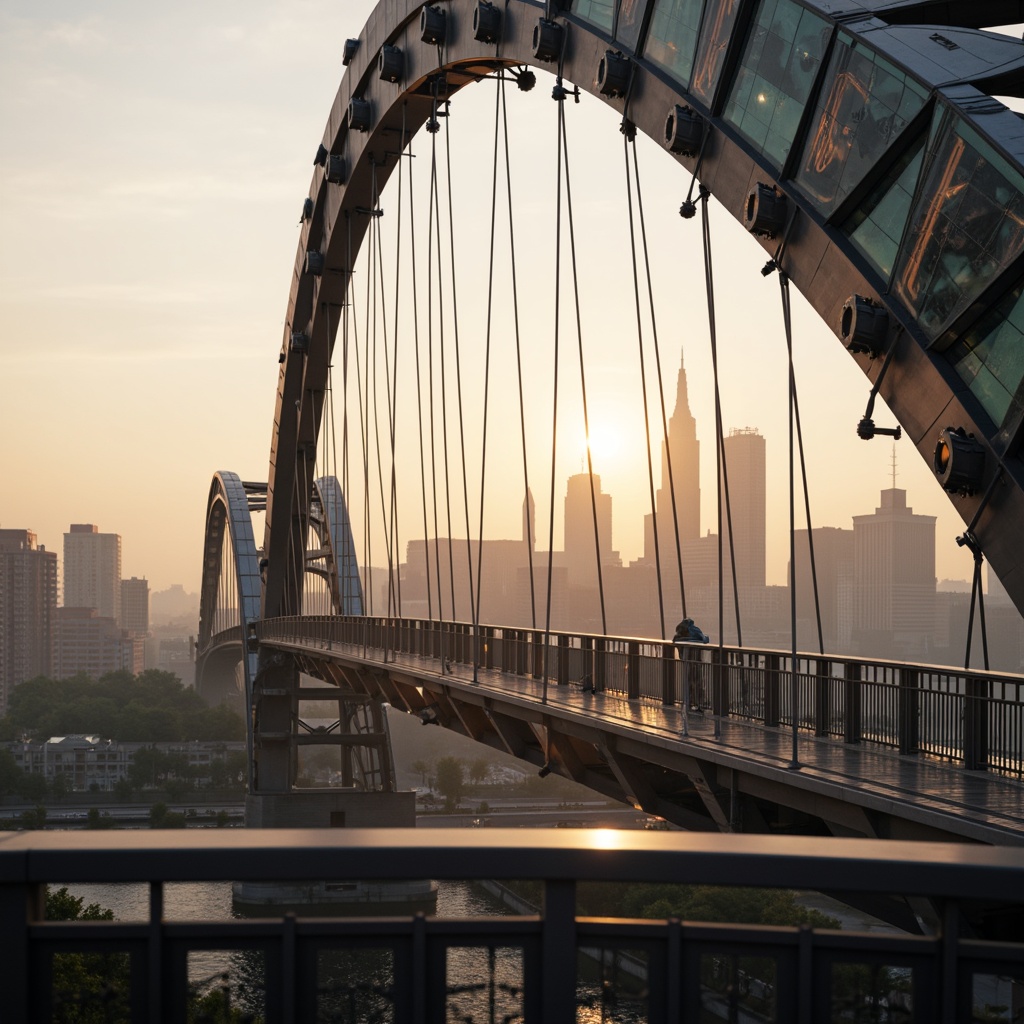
[852,487,936,660]
[645,351,701,569]
[120,576,150,634]
[0,529,57,714]
[63,524,122,623]
[563,472,614,588]
[721,428,766,591]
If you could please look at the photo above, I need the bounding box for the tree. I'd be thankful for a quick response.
[434,756,464,811]
[467,758,490,785]
[411,759,431,785]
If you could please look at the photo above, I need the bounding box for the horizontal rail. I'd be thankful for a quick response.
[255,615,1024,778]
[2,830,1022,1024]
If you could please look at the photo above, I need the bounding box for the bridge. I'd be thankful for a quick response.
[193,0,1024,849]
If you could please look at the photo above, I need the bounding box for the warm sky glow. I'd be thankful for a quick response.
[1,1,1016,597]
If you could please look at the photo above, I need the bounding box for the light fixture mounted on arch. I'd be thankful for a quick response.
[348,97,372,132]
[596,50,629,98]
[474,1,501,43]
[533,18,562,63]
[421,5,446,45]
[379,44,403,83]
[745,183,786,238]
[841,295,889,358]
[664,105,705,156]
[934,427,985,495]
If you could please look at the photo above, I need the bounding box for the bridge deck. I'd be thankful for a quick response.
[273,635,1024,844]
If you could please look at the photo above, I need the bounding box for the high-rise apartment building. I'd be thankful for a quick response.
[721,428,766,591]
[120,576,150,634]
[0,529,57,714]
[63,524,121,623]
[54,607,144,679]
[852,487,936,661]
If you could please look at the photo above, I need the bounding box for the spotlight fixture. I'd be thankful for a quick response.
[664,104,705,156]
[474,1,501,43]
[342,38,360,66]
[533,18,562,63]
[934,427,985,495]
[421,5,446,45]
[305,250,325,276]
[744,183,786,238]
[596,50,629,98]
[349,97,372,132]
[379,44,403,83]
[326,153,346,185]
[289,331,309,354]
[301,197,314,222]
[841,295,888,357]
[538,761,553,778]
[313,143,328,167]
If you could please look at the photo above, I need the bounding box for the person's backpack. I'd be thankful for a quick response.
[687,623,710,644]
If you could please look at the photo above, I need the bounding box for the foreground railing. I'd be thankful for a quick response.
[257,615,1024,778]
[1,829,1021,1024]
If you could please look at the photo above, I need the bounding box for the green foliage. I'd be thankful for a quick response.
[85,807,117,830]
[434,756,465,811]
[149,802,186,828]
[20,804,47,829]
[0,670,245,743]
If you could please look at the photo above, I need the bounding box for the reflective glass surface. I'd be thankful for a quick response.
[645,0,705,84]
[616,0,648,50]
[844,133,926,282]
[722,0,830,171]
[691,0,742,105]
[894,113,1024,338]
[949,278,1024,428]
[796,33,927,214]
[572,0,616,32]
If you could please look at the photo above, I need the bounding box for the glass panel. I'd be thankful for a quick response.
[721,0,831,171]
[578,947,650,1021]
[317,947,396,1023]
[972,968,1024,1022]
[51,950,132,1021]
[446,945,525,1022]
[645,0,705,84]
[844,132,927,281]
[616,0,648,50]
[797,33,928,214]
[572,0,616,32]
[894,112,1024,338]
[830,962,914,1022]
[188,950,266,1022]
[701,953,780,1021]
[691,0,742,105]
[949,278,1024,428]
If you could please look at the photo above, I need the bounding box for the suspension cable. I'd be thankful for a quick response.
[625,131,667,639]
[502,74,538,630]
[628,133,687,621]
[559,85,607,636]
[472,72,505,678]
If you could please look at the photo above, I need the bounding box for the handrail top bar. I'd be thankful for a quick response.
[1,830,1020,899]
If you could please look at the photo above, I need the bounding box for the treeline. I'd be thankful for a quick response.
[0,670,244,742]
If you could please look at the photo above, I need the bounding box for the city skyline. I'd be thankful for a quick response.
[3,2,1021,597]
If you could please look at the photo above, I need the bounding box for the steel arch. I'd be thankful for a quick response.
[264,0,1024,620]
[311,475,365,616]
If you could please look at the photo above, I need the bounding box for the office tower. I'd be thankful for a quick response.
[721,428,766,591]
[121,577,150,634]
[64,524,122,623]
[645,351,701,568]
[523,489,536,550]
[852,487,936,660]
[791,526,854,653]
[54,607,144,679]
[564,473,614,588]
[0,529,58,714]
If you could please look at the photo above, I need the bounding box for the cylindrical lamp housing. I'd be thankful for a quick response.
[665,105,705,156]
[379,44,403,83]
[326,154,346,185]
[596,50,629,97]
[934,427,986,495]
[744,183,786,238]
[841,296,888,356]
[474,1,501,42]
[349,97,372,132]
[533,18,562,63]
[305,251,325,276]
[421,6,446,44]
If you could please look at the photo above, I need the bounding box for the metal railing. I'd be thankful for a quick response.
[2,829,1021,1024]
[257,615,1024,778]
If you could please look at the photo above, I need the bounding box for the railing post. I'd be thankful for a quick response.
[533,631,544,679]
[627,641,640,700]
[595,637,606,692]
[898,668,919,755]
[844,661,861,744]
[541,879,577,1022]
[964,675,990,771]
[814,660,830,737]
[557,635,569,687]
[712,646,725,717]
[765,654,780,727]
[662,643,675,706]
[0,878,35,1024]
[483,626,494,670]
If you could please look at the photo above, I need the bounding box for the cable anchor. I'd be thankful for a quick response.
[551,76,579,103]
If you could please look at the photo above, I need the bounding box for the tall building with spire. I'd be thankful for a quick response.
[644,351,701,569]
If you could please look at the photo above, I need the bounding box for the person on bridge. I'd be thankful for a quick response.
[673,618,709,711]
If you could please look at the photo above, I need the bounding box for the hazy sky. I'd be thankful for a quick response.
[1,0,1013,596]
